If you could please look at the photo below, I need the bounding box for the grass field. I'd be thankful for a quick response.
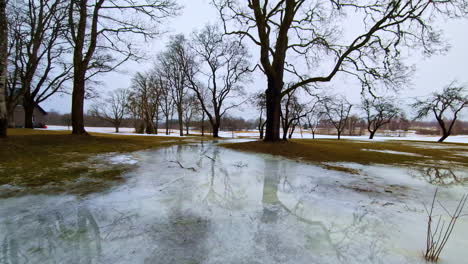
[220,139,468,173]
[0,129,194,197]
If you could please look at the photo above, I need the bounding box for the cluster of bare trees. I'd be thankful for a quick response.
[113,25,251,137]
[252,79,467,142]
[0,0,179,137]
[214,0,467,142]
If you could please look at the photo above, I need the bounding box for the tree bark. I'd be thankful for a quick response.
[369,130,376,139]
[71,69,87,135]
[23,92,35,128]
[212,124,219,138]
[0,0,7,137]
[264,79,282,142]
[337,131,341,140]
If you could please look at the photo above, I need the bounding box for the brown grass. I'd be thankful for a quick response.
[0,129,193,197]
[219,139,468,172]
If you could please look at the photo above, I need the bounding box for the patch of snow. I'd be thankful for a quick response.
[361,149,425,157]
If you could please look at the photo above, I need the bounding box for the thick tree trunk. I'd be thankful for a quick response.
[264,79,282,142]
[312,131,315,139]
[71,70,87,135]
[23,103,34,128]
[115,126,119,133]
[212,124,219,138]
[0,0,7,137]
[337,131,341,140]
[369,131,375,139]
[23,92,35,128]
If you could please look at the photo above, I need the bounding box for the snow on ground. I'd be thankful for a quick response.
[361,149,426,157]
[43,125,468,143]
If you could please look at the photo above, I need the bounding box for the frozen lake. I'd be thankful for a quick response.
[1,141,467,263]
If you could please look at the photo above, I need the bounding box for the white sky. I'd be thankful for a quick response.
[42,0,468,120]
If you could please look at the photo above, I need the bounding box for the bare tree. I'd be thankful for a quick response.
[7,0,71,128]
[0,0,7,137]
[280,90,311,140]
[90,88,129,133]
[182,94,199,135]
[185,25,250,138]
[362,97,400,139]
[214,0,465,141]
[67,0,179,135]
[412,82,467,142]
[252,92,267,139]
[305,102,323,139]
[157,75,173,135]
[321,96,352,140]
[158,34,190,136]
[130,71,161,134]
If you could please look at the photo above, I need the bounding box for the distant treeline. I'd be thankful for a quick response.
[46,111,468,136]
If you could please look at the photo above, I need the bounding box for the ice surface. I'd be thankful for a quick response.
[1,142,467,264]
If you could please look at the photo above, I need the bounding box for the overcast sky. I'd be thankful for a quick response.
[42,0,468,120]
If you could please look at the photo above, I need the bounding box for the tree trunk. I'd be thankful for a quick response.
[282,123,289,140]
[312,131,315,139]
[23,92,35,128]
[0,0,7,137]
[264,79,282,142]
[115,126,119,133]
[369,131,375,139]
[288,125,295,139]
[438,133,449,142]
[177,107,183,136]
[71,69,87,135]
[165,115,169,135]
[212,123,220,138]
[337,131,341,140]
[201,113,205,136]
[23,103,34,129]
[185,122,189,135]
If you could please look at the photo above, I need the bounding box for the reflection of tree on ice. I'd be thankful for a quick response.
[258,158,382,263]
[201,146,246,210]
[1,205,102,264]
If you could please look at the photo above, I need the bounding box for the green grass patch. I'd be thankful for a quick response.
[0,129,193,197]
[219,139,468,172]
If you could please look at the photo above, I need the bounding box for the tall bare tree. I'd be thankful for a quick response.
[130,71,160,134]
[362,97,400,139]
[90,88,129,133]
[158,34,190,136]
[305,100,323,139]
[67,0,178,135]
[157,75,174,135]
[185,25,251,138]
[214,0,466,141]
[412,82,467,142]
[0,0,7,137]
[280,90,311,140]
[321,96,352,140]
[252,91,267,139]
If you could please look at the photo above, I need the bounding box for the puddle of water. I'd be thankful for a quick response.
[0,143,467,264]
